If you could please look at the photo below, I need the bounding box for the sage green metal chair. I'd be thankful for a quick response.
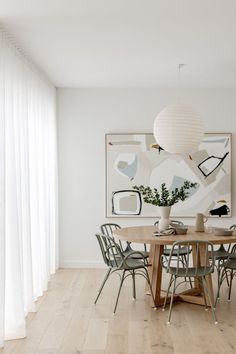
[154,220,192,287]
[154,220,191,259]
[211,224,236,294]
[215,240,236,307]
[101,223,149,259]
[162,240,217,324]
[94,233,156,314]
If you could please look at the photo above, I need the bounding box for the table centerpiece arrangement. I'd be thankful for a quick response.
[133,180,197,231]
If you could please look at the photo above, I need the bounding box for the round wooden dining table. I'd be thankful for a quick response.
[114,225,236,307]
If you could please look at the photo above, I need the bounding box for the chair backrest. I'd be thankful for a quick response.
[95,233,123,268]
[100,223,121,236]
[230,224,236,230]
[154,220,184,227]
[227,243,236,261]
[166,240,215,277]
[154,220,185,251]
[101,223,129,251]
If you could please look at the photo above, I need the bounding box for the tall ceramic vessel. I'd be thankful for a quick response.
[159,206,171,231]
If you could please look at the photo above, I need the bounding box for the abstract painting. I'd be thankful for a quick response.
[106,133,231,217]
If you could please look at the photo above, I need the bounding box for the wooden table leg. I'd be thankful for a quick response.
[177,244,214,306]
[145,244,155,293]
[199,244,214,305]
[150,244,165,306]
[147,243,214,307]
[192,244,202,290]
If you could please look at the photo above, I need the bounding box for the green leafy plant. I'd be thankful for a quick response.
[133,180,198,207]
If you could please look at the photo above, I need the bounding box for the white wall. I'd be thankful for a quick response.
[57,88,236,268]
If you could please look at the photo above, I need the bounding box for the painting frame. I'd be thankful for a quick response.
[105,133,232,218]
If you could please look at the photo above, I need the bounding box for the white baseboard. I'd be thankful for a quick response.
[59,260,106,269]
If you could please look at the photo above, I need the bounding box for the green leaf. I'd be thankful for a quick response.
[132,180,197,207]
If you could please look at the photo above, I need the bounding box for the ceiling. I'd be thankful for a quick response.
[1,0,236,88]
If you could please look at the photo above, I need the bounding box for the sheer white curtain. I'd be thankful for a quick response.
[0,29,58,347]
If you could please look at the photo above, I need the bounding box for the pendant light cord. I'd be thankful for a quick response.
[178,63,185,103]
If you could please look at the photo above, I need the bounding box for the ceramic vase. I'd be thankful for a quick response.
[159,206,171,231]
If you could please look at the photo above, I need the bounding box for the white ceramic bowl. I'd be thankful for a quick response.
[175,226,188,235]
[213,228,233,236]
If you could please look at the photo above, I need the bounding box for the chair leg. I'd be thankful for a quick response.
[113,269,126,314]
[179,257,187,283]
[214,267,225,308]
[163,274,173,311]
[216,262,221,299]
[202,276,218,324]
[228,269,234,301]
[167,275,177,324]
[94,268,112,304]
[225,267,230,287]
[132,270,136,300]
[200,277,208,311]
[217,260,229,287]
[183,254,193,288]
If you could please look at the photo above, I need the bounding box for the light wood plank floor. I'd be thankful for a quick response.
[1,268,236,354]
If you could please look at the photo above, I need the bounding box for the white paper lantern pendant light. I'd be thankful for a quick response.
[153,65,204,154]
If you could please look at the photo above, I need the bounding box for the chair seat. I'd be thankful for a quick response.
[164,246,190,257]
[222,257,236,270]
[168,266,213,277]
[123,249,149,259]
[211,249,230,260]
[110,258,149,270]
